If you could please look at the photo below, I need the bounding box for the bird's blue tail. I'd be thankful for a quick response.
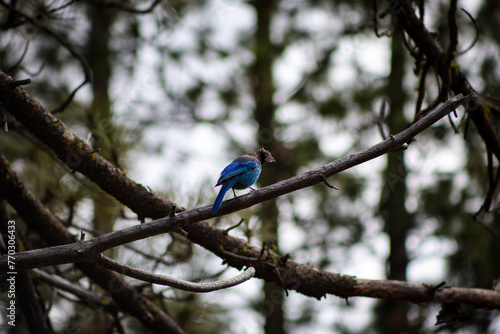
[212,182,231,214]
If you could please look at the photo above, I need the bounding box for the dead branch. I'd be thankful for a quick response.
[34,269,119,313]
[96,255,256,292]
[0,86,471,271]
[3,69,497,312]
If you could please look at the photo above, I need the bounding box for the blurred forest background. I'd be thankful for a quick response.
[1,0,500,333]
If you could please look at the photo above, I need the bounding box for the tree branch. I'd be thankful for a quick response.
[0,158,182,332]
[392,0,500,161]
[184,221,500,308]
[352,279,500,309]
[0,93,472,271]
[3,70,497,310]
[33,269,119,314]
[0,71,175,221]
[96,255,256,292]
[0,3,92,113]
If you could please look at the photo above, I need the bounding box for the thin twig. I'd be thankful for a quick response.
[457,8,479,56]
[20,62,46,77]
[402,30,420,59]
[225,218,245,234]
[418,95,442,117]
[447,113,460,133]
[220,250,260,262]
[6,40,30,72]
[474,150,500,222]
[377,98,388,139]
[473,220,500,244]
[439,0,459,104]
[273,265,289,297]
[48,0,79,13]
[373,0,390,38]
[414,61,430,121]
[321,174,339,190]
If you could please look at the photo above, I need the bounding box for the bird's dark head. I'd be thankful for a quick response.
[255,148,275,164]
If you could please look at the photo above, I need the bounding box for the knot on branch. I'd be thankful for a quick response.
[424,281,446,296]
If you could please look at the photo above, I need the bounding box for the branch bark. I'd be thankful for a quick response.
[2,74,496,309]
[2,70,499,311]
[0,89,471,271]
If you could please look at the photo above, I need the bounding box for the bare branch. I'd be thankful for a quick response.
[0,93,471,271]
[0,71,175,220]
[48,0,79,13]
[320,174,339,190]
[414,61,429,120]
[34,269,119,313]
[191,221,500,308]
[224,218,245,234]
[6,40,30,72]
[20,61,46,77]
[473,150,500,241]
[96,254,256,292]
[0,151,182,331]
[1,128,499,310]
[0,3,92,113]
[36,267,127,333]
[457,8,479,55]
[353,278,500,309]
[3,73,496,309]
[72,223,181,266]
[393,0,500,161]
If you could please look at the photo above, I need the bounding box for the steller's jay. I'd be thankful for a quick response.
[211,148,275,214]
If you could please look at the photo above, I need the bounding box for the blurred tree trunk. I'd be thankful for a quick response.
[85,6,119,247]
[374,21,415,333]
[79,5,119,333]
[249,1,286,333]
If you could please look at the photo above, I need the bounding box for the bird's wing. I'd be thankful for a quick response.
[216,161,260,185]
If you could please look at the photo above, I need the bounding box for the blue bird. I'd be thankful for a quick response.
[212,148,275,214]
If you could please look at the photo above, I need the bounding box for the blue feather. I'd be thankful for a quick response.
[212,180,234,214]
[211,149,275,215]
